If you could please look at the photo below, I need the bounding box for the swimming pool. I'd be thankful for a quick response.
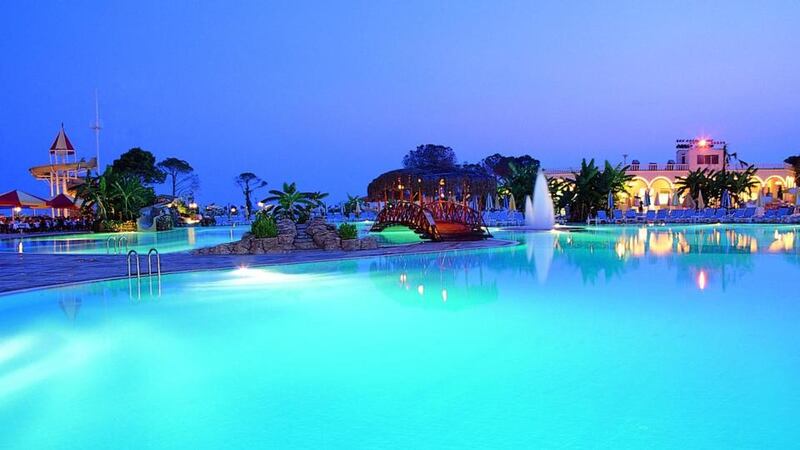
[0,222,419,254]
[1,225,798,448]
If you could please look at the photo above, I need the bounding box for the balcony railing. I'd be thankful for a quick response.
[546,162,789,175]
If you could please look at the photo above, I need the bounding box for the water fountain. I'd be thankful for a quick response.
[523,169,555,230]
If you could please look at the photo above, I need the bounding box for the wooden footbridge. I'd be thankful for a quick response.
[370,200,491,241]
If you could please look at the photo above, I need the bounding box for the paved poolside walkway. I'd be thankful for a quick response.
[0,239,517,293]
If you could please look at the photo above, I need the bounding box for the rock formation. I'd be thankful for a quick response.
[194,217,378,255]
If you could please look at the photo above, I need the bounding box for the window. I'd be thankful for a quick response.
[696,155,720,165]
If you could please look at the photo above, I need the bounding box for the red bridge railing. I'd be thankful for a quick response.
[370,200,489,241]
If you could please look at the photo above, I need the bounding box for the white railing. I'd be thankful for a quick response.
[547,163,789,174]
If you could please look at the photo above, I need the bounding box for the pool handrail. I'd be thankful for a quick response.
[147,248,161,279]
[127,250,141,281]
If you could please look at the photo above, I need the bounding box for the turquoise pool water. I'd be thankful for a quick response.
[0,222,416,254]
[0,227,248,254]
[1,224,799,448]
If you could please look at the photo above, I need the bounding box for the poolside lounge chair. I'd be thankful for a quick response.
[624,209,638,223]
[722,208,743,223]
[734,207,757,223]
[677,209,696,223]
[710,208,728,223]
[760,209,777,223]
[666,209,681,223]
[593,210,610,225]
[655,209,668,223]
[613,209,624,224]
[644,210,656,223]
[774,207,791,223]
[785,207,800,224]
[699,208,716,223]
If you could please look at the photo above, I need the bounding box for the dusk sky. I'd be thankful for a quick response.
[2,1,799,203]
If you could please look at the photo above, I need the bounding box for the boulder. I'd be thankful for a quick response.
[294,241,318,250]
[340,239,359,251]
[358,237,379,250]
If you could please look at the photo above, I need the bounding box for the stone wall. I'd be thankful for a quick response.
[194,217,378,255]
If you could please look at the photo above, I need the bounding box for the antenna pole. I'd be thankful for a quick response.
[90,89,102,173]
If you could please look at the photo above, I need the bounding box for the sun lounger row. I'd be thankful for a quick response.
[591,207,800,225]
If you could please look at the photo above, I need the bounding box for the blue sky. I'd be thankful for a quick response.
[2,1,799,203]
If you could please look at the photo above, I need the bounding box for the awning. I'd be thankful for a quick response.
[0,190,49,208]
[47,193,79,209]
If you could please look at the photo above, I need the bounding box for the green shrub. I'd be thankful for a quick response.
[251,212,279,238]
[337,223,358,240]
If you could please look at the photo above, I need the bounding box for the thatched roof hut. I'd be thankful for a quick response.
[366,166,496,205]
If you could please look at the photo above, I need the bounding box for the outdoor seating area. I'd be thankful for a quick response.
[0,215,92,234]
[590,206,800,225]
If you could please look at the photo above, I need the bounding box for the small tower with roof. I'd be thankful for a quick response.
[30,124,97,198]
[49,123,77,196]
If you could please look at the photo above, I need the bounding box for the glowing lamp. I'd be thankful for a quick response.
[697,139,708,147]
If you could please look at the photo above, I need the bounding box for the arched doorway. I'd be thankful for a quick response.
[649,177,674,209]
[764,176,788,202]
[624,177,649,210]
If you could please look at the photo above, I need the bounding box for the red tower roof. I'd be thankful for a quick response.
[49,124,75,154]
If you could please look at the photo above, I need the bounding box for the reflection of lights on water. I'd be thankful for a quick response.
[17,242,23,253]
[223,266,322,286]
[417,285,424,296]
[697,271,707,290]
[648,232,673,256]
[769,231,795,253]
[615,241,625,259]
[399,273,407,284]
[441,289,448,302]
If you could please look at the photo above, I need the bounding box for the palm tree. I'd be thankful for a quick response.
[344,194,364,216]
[264,182,315,222]
[569,159,601,221]
[596,161,633,206]
[547,177,575,217]
[675,168,713,205]
[503,160,539,207]
[74,172,112,220]
[110,176,152,220]
[307,191,329,210]
[727,165,759,206]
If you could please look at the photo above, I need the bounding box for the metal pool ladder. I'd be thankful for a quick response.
[126,248,163,298]
[147,248,162,297]
[127,249,141,299]
[107,236,129,254]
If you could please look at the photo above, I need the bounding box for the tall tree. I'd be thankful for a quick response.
[501,160,541,208]
[157,157,197,197]
[565,159,631,221]
[111,148,165,184]
[234,172,267,221]
[675,168,713,206]
[482,153,539,181]
[402,144,457,169]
